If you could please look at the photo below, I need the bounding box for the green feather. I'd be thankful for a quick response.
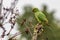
[33,8,48,23]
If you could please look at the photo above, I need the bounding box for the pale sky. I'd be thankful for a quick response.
[3,0,60,20]
[0,0,60,40]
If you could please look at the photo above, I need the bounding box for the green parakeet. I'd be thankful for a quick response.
[32,8,48,25]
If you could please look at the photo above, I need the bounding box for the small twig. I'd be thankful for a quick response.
[20,18,26,26]
[7,26,14,36]
[1,30,6,38]
[29,22,34,28]
[8,32,20,40]
[0,23,6,38]
[0,0,3,14]
[24,23,32,37]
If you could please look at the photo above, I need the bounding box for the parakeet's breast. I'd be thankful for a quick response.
[35,12,40,17]
[35,12,41,23]
[34,11,48,23]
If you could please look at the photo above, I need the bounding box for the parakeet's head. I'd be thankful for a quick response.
[32,8,39,13]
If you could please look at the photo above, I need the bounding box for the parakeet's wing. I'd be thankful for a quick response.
[37,12,48,22]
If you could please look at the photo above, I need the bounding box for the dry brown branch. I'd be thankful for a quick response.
[32,23,43,40]
[8,32,20,40]
[0,0,19,39]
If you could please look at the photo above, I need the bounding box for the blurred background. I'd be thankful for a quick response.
[0,0,60,40]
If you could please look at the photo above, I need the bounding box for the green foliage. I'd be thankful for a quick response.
[17,5,37,40]
[17,5,60,40]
